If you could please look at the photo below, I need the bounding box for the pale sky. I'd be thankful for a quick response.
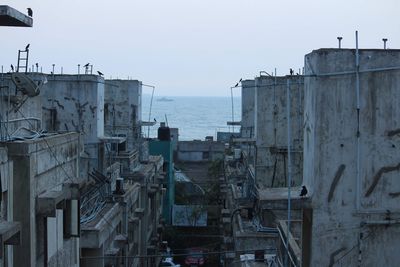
[2,0,399,96]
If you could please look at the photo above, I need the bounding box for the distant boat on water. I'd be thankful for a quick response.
[157,97,174,102]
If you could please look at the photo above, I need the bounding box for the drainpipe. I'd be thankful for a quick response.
[273,72,277,145]
[355,31,361,211]
[230,86,235,133]
[286,78,292,267]
[254,78,258,182]
[254,78,258,140]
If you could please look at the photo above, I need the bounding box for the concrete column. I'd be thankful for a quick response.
[139,185,148,267]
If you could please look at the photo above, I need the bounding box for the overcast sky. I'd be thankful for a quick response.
[2,0,399,96]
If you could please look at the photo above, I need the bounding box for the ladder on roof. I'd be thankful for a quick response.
[16,49,29,73]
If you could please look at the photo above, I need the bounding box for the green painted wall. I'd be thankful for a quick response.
[149,140,174,224]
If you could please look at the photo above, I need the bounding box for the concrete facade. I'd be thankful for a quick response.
[303,49,400,266]
[0,147,19,267]
[241,79,255,139]
[0,71,166,267]
[104,80,142,151]
[6,132,80,267]
[80,156,164,267]
[255,75,304,188]
[40,74,105,177]
[177,140,225,162]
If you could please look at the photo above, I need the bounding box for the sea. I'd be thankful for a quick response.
[142,95,242,141]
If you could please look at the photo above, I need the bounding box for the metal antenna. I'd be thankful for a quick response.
[337,37,343,49]
[382,38,388,49]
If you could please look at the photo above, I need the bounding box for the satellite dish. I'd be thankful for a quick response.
[11,73,40,97]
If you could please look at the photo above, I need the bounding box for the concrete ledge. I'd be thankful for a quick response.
[113,183,140,207]
[36,183,80,216]
[0,221,21,257]
[257,187,311,210]
[134,208,145,218]
[235,231,278,239]
[0,5,32,27]
[114,234,128,248]
[232,138,256,144]
[105,247,120,256]
[129,216,140,224]
[37,190,64,217]
[221,209,231,217]
[81,203,121,248]
[222,217,231,224]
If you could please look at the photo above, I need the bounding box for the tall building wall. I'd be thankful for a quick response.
[7,133,80,267]
[40,74,105,176]
[241,79,255,138]
[41,74,105,142]
[104,80,142,151]
[303,49,400,266]
[255,75,303,188]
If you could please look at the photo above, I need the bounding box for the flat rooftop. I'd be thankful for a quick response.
[0,5,32,27]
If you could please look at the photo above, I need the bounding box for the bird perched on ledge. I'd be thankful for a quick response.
[97,71,104,76]
[27,8,33,17]
[300,185,308,197]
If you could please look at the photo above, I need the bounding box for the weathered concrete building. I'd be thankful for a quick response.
[104,79,142,151]
[2,6,165,267]
[80,156,164,267]
[40,74,105,177]
[177,140,225,162]
[0,71,166,266]
[241,79,256,139]
[38,74,165,267]
[0,71,81,267]
[255,75,304,188]
[302,48,400,266]
[8,133,80,267]
[0,147,20,267]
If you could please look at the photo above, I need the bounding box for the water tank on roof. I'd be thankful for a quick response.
[158,122,171,141]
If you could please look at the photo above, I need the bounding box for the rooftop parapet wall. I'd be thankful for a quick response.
[255,75,304,188]
[303,49,400,266]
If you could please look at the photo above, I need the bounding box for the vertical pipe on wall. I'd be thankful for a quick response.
[355,31,361,211]
[230,86,235,132]
[286,78,292,266]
